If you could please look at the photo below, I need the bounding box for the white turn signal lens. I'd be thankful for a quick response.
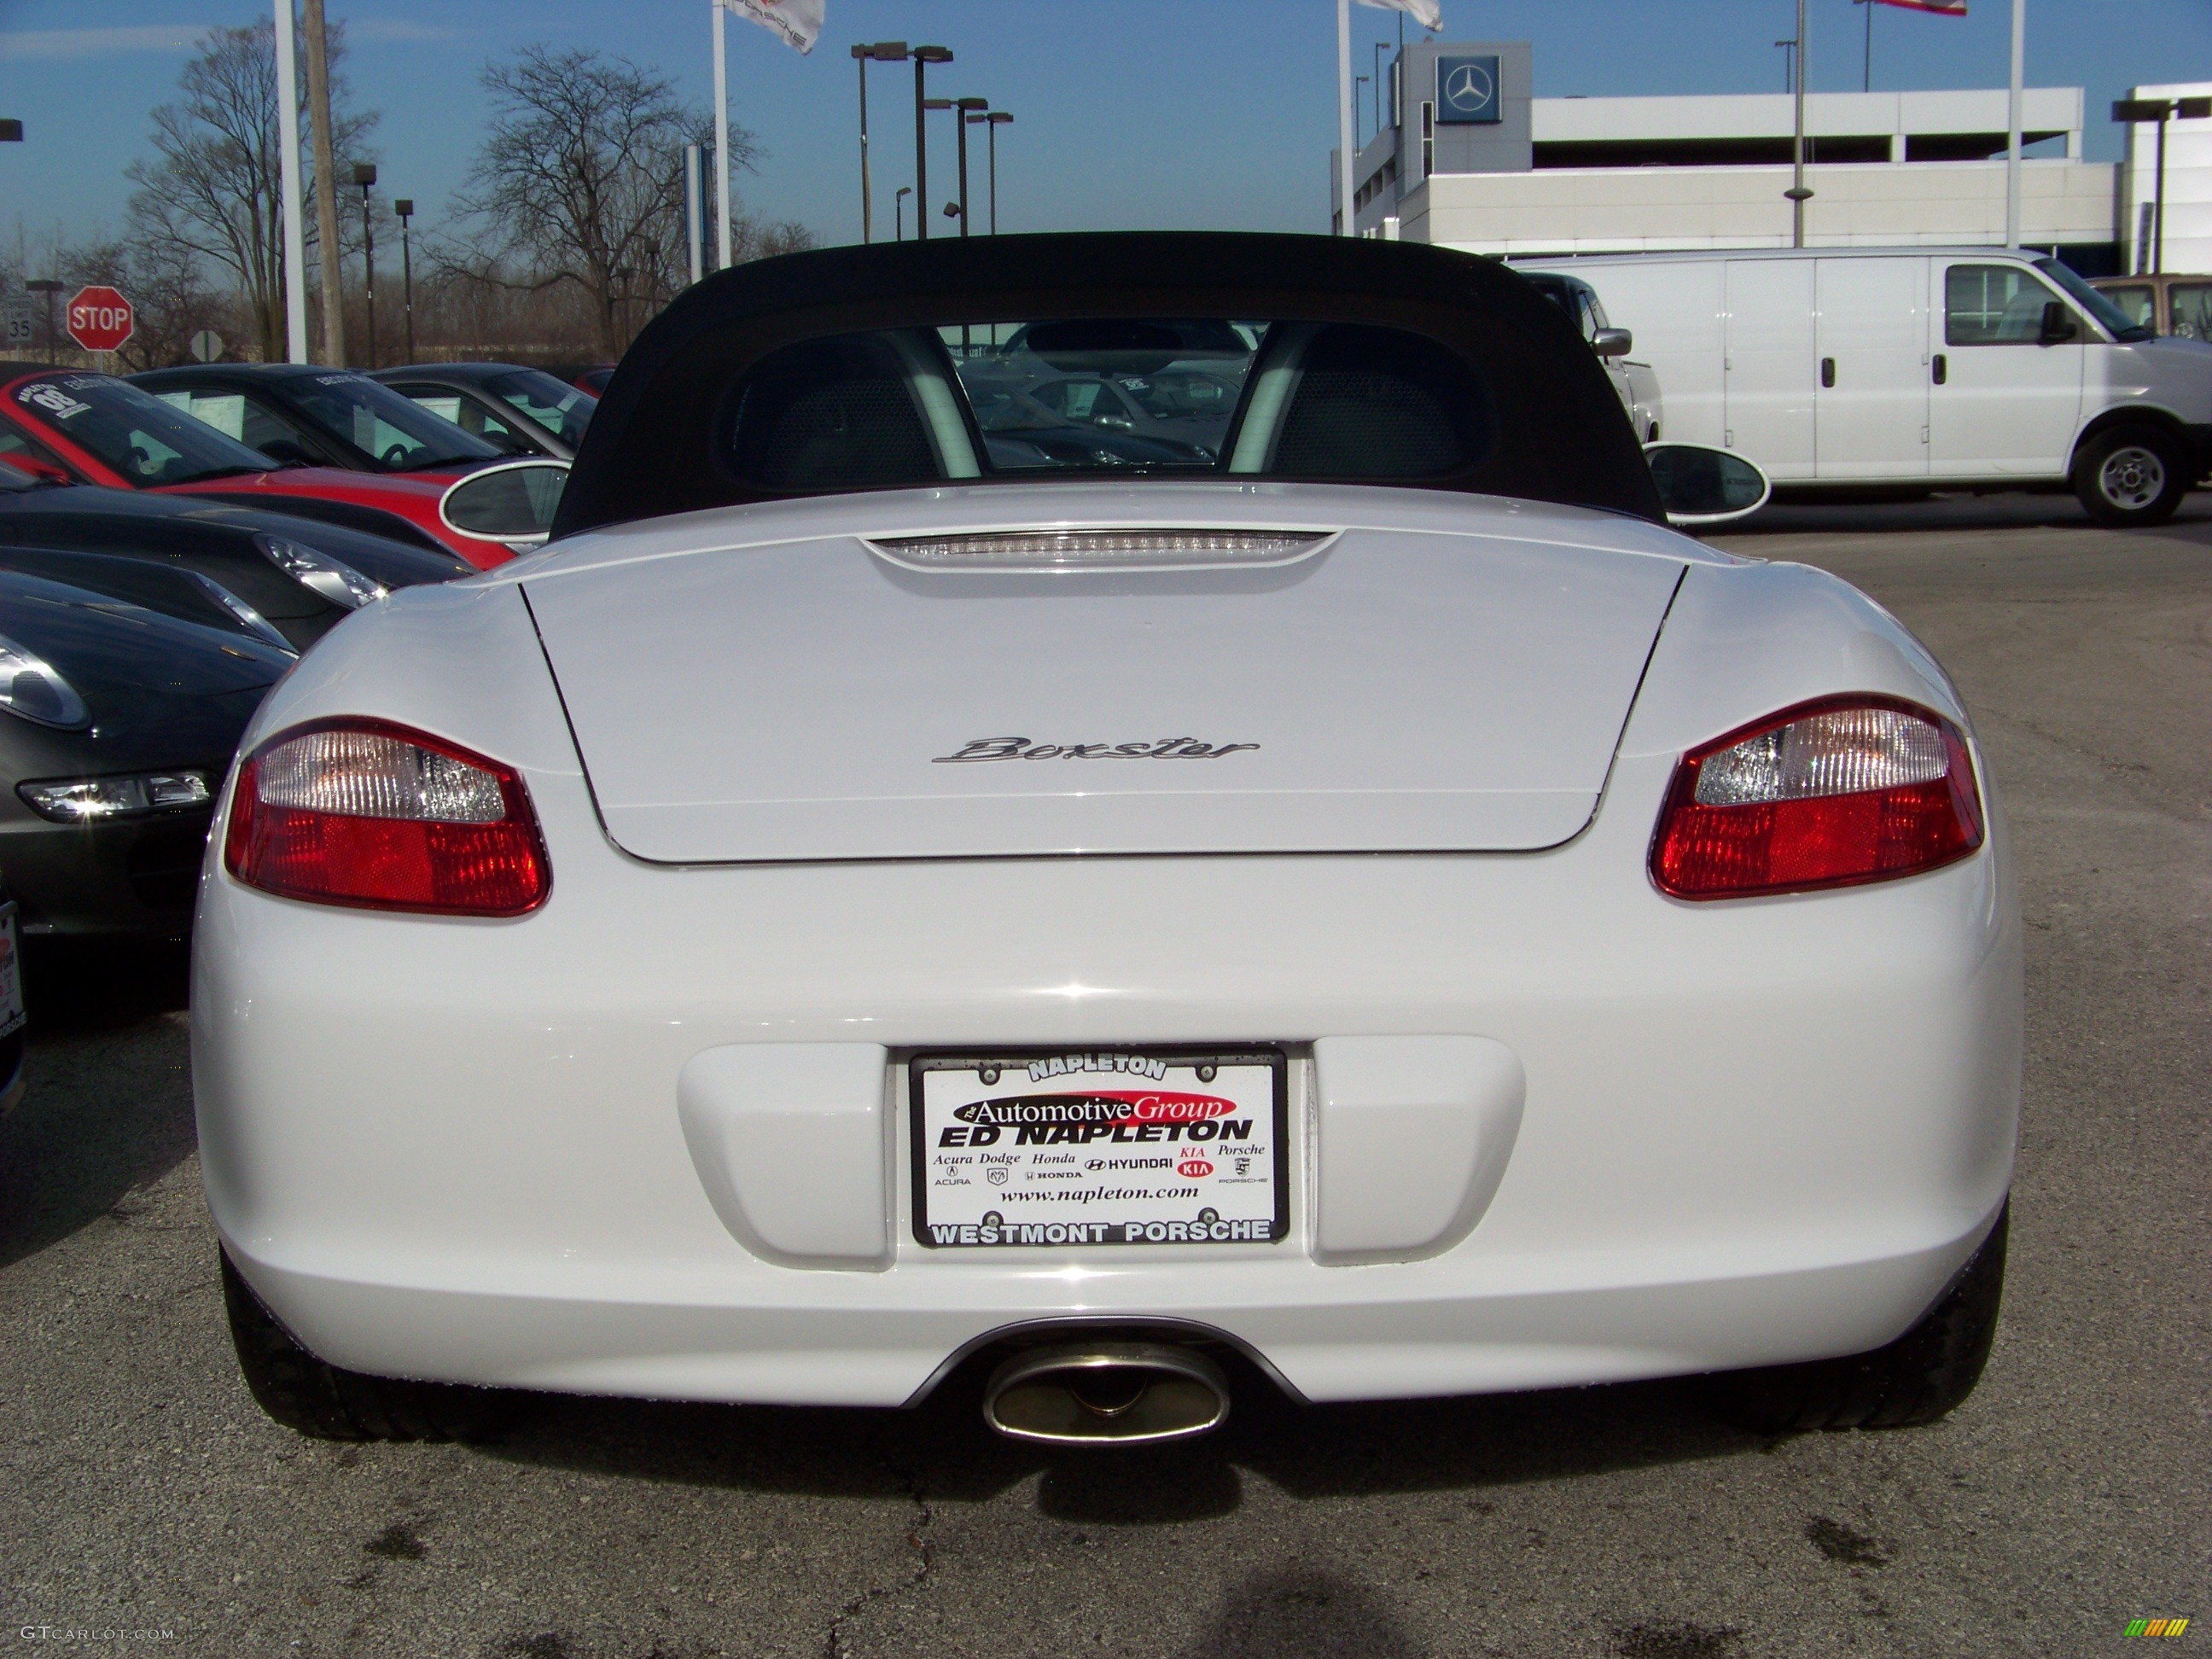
[1692,706,1951,806]
[872,529,1330,570]
[256,535,386,609]
[19,771,212,823]
[0,630,90,730]
[253,727,508,823]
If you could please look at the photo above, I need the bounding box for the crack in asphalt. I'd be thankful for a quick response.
[821,1430,936,1659]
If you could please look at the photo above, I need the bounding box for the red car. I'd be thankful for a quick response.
[0,369,515,568]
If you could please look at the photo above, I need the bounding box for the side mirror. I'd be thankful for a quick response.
[255,438,318,467]
[5,456,73,486]
[437,458,569,551]
[1645,442,1771,527]
[2040,301,2080,346]
[1592,327,1633,358]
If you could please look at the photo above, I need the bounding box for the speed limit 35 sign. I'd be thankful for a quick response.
[65,287,134,353]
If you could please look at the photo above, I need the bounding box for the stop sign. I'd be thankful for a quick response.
[65,286,134,353]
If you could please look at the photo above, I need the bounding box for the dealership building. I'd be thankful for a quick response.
[1337,44,2211,276]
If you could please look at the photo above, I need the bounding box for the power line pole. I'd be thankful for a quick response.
[302,0,345,364]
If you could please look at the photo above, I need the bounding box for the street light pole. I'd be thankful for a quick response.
[952,96,987,236]
[1785,0,1813,247]
[271,0,308,363]
[2004,0,2024,249]
[26,278,62,367]
[971,111,1011,234]
[911,45,952,241]
[851,44,911,245]
[852,44,872,244]
[895,187,911,241]
[393,198,414,364]
[352,161,377,367]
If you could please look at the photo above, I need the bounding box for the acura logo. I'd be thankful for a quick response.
[934,736,1260,762]
[1444,61,1493,113]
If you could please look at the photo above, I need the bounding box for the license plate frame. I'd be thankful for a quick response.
[0,901,24,1043]
[909,1047,1289,1250]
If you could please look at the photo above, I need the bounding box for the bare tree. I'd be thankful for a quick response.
[122,18,376,362]
[2,236,237,371]
[451,46,805,358]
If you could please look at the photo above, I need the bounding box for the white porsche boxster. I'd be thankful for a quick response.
[196,233,2017,1447]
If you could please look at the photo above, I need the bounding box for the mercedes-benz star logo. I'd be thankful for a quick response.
[1444,61,1493,113]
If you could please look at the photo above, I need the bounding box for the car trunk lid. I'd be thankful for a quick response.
[521,491,1687,863]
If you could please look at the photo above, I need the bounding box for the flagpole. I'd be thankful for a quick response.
[273,0,308,362]
[2004,0,2024,248]
[713,0,733,270]
[1336,0,1355,236]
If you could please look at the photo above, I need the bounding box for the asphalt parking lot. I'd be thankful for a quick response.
[2,492,2205,1659]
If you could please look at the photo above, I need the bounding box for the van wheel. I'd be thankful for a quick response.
[2073,426,2188,527]
[221,1249,516,1441]
[1707,1202,2006,1432]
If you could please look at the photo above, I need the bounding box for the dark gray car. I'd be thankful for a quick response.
[370,364,598,460]
[0,460,470,650]
[0,568,292,937]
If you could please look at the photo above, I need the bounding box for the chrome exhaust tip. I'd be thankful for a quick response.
[981,1342,1231,1446]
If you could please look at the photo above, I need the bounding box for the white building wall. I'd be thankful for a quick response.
[1400,159,2116,257]
[2121,83,2212,275]
[1532,87,2081,148]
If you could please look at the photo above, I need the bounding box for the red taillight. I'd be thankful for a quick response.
[224,719,550,916]
[1651,696,1983,900]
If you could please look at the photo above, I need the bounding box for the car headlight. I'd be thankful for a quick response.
[19,771,213,823]
[0,631,91,730]
[256,535,387,610]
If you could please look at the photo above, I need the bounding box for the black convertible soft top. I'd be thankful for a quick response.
[555,231,1663,538]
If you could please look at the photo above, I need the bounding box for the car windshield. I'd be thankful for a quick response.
[484,370,597,442]
[282,372,504,470]
[2036,259,2151,342]
[722,317,1493,489]
[9,373,275,486]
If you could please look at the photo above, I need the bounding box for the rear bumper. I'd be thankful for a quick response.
[224,1216,2003,1408]
[196,749,2023,1408]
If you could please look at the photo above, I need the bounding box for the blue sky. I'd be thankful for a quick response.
[2,0,2206,256]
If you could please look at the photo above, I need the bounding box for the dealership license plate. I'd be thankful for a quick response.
[911,1049,1288,1249]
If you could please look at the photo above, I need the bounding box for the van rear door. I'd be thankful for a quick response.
[1815,256,1931,480]
[1930,259,2085,478]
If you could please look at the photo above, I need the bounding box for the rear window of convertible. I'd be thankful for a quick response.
[716,319,1494,492]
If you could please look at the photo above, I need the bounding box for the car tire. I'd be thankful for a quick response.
[1707,1202,2006,1433]
[221,1249,516,1441]
[2072,426,2189,527]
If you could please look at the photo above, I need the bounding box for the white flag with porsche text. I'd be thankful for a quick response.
[719,0,824,55]
[1358,0,1444,31]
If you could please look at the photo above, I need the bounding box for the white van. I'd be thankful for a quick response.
[1514,247,2212,527]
